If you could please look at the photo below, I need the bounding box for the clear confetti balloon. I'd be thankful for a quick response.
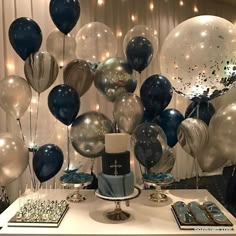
[123,25,159,58]
[160,15,236,101]
[76,22,117,63]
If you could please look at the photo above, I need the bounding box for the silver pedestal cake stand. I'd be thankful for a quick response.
[95,186,140,221]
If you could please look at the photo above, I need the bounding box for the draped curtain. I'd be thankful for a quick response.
[0,0,236,201]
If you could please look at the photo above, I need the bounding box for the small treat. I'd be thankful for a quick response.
[173,201,195,224]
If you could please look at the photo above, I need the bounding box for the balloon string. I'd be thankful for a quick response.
[29,103,32,143]
[90,158,95,173]
[67,126,70,170]
[17,118,25,142]
[195,103,200,189]
[28,152,36,191]
[33,93,40,144]
[62,34,65,68]
[186,103,198,118]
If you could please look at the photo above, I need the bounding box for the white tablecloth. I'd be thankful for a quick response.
[0,189,235,236]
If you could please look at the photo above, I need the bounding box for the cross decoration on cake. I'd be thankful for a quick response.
[110,160,122,175]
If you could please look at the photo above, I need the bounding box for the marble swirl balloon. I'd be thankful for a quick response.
[0,133,29,186]
[24,51,59,93]
[94,58,136,102]
[63,59,94,97]
[151,146,175,174]
[70,111,114,158]
[177,118,208,158]
[113,93,144,134]
[160,15,236,100]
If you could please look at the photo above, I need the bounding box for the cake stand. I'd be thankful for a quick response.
[95,186,141,221]
[61,180,92,203]
[143,179,174,203]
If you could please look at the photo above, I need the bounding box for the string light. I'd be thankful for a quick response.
[97,0,104,6]
[6,63,15,72]
[116,30,123,37]
[149,2,154,11]
[179,0,184,6]
[96,104,100,111]
[131,14,137,22]
[194,5,199,12]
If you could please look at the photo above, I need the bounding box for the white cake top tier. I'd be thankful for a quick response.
[105,133,130,153]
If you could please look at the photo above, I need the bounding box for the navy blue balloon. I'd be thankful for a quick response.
[185,101,215,125]
[140,74,173,116]
[49,0,80,35]
[142,109,155,123]
[126,36,153,73]
[154,109,184,147]
[134,139,162,169]
[33,144,64,182]
[8,17,42,60]
[48,84,80,125]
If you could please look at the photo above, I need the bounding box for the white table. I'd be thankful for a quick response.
[0,189,235,236]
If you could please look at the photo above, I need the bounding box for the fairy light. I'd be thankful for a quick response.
[97,0,104,6]
[96,104,100,111]
[116,30,123,37]
[131,14,136,22]
[179,0,184,6]
[149,2,154,11]
[194,5,199,12]
[106,52,110,58]
[6,63,15,72]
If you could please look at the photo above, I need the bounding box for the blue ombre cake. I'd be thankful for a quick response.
[98,133,134,197]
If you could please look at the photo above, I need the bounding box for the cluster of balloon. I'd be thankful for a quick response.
[33,144,64,183]
[48,84,80,126]
[131,123,167,170]
[64,59,94,97]
[113,93,144,134]
[76,22,117,63]
[70,111,114,158]
[160,15,236,101]
[0,133,29,186]
[94,58,136,102]
[185,101,215,125]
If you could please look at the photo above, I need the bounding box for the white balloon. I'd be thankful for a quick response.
[160,15,236,100]
[76,22,117,63]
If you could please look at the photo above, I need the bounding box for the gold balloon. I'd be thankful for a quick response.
[0,133,29,186]
[177,118,208,158]
[0,76,32,119]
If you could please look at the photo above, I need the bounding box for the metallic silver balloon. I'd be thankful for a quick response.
[0,133,29,186]
[46,29,76,68]
[177,118,208,158]
[114,93,144,134]
[94,58,137,102]
[0,76,32,119]
[197,140,227,172]
[63,59,93,97]
[208,103,236,163]
[151,146,175,173]
[70,111,114,158]
[24,51,59,93]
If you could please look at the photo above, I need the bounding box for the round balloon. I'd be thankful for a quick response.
[177,118,208,157]
[126,36,153,73]
[24,51,59,93]
[140,74,173,116]
[0,133,29,186]
[154,109,184,147]
[94,58,136,102]
[8,17,42,60]
[33,144,64,182]
[64,59,94,97]
[76,22,117,63]
[123,25,159,58]
[49,0,80,35]
[0,76,32,119]
[185,101,215,125]
[48,84,80,125]
[71,111,114,158]
[113,93,144,134]
[46,29,76,68]
[160,15,236,100]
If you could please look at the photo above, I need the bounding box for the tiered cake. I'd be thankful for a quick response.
[98,133,134,197]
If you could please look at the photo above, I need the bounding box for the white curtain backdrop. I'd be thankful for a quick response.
[0,0,236,201]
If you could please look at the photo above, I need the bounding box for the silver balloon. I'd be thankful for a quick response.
[63,59,94,97]
[208,102,236,163]
[197,140,227,172]
[94,58,136,102]
[46,29,76,68]
[151,146,175,173]
[177,118,208,158]
[0,76,32,119]
[24,51,59,93]
[114,93,144,134]
[0,133,29,186]
[70,111,114,158]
